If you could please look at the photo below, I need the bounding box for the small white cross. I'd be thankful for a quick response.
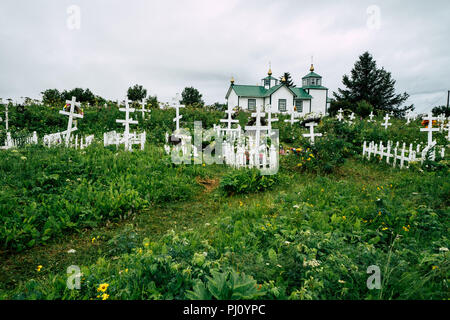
[420,112,439,146]
[348,112,355,124]
[368,111,375,122]
[265,104,278,132]
[116,97,138,150]
[245,104,269,151]
[444,122,450,141]
[172,93,185,132]
[220,105,239,134]
[302,122,322,144]
[140,99,151,120]
[337,108,344,122]
[381,114,392,130]
[59,96,83,146]
[284,109,300,125]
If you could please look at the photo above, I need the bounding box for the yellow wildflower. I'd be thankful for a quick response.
[382,227,388,231]
[101,293,109,300]
[432,266,439,270]
[342,216,346,220]
[36,265,43,272]
[239,201,243,207]
[97,283,109,292]
[92,237,96,243]
[307,157,311,161]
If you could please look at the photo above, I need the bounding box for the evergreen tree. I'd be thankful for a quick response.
[333,51,412,117]
[279,72,295,87]
[432,105,450,117]
[41,89,62,106]
[181,87,204,107]
[127,84,147,102]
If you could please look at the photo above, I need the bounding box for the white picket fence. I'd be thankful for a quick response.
[0,131,38,150]
[362,140,446,169]
[103,130,146,151]
[164,132,278,173]
[43,132,94,149]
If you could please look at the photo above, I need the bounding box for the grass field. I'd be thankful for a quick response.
[0,104,448,300]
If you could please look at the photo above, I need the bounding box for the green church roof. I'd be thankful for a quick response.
[227,84,312,99]
[302,71,322,79]
[290,87,313,99]
[230,85,267,97]
[302,85,328,90]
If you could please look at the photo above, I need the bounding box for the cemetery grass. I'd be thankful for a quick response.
[1,157,448,299]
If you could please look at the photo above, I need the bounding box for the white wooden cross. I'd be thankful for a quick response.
[406,111,413,124]
[59,96,83,146]
[337,108,344,122]
[265,104,278,132]
[284,109,300,125]
[368,111,375,122]
[381,114,392,130]
[140,99,151,120]
[420,112,439,146]
[220,105,239,135]
[245,104,268,153]
[172,93,185,132]
[444,121,450,141]
[302,122,322,144]
[348,112,355,124]
[116,97,138,150]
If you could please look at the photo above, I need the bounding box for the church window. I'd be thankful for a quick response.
[295,99,303,113]
[264,79,270,86]
[248,99,256,111]
[278,99,286,112]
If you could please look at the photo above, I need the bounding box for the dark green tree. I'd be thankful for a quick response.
[181,87,204,106]
[61,88,96,105]
[41,89,63,106]
[279,72,295,87]
[127,84,147,102]
[146,95,159,109]
[432,105,450,117]
[333,51,412,117]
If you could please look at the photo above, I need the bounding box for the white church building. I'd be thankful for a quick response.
[225,64,329,115]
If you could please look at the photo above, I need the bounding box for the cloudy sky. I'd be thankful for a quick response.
[0,0,449,112]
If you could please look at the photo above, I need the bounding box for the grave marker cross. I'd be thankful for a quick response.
[172,94,185,132]
[116,97,138,150]
[368,111,375,122]
[348,112,356,124]
[140,100,151,120]
[302,122,322,144]
[337,108,344,122]
[59,96,83,146]
[220,106,239,135]
[420,112,439,146]
[245,104,269,152]
[382,114,392,130]
[284,109,300,125]
[265,104,278,132]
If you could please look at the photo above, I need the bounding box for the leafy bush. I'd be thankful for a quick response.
[219,169,279,196]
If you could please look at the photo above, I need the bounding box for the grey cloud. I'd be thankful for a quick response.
[0,0,449,111]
